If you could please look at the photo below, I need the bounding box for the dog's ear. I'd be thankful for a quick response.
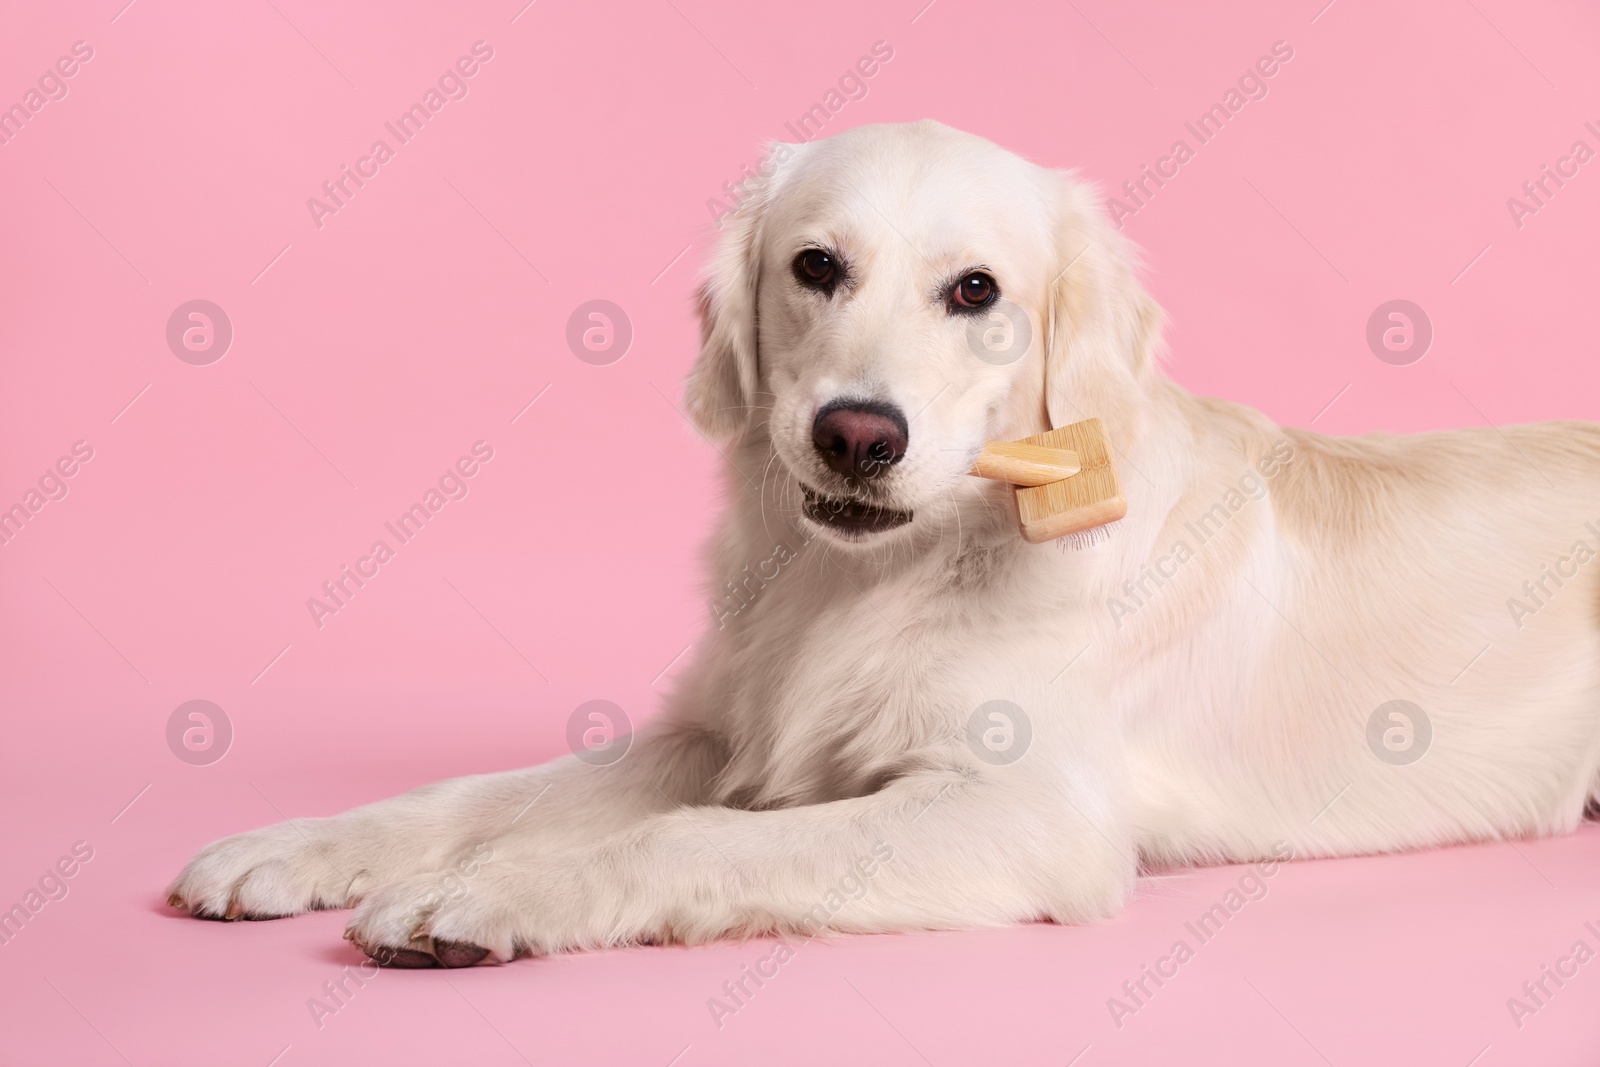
[685,155,785,439]
[1041,172,1164,432]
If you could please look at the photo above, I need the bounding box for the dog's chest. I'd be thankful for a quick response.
[708,545,1058,808]
[712,610,954,807]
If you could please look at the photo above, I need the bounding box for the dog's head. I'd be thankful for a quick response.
[687,120,1161,547]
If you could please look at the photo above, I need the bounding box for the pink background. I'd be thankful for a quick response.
[3,0,1599,1063]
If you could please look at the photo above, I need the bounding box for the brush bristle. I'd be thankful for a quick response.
[1056,520,1119,551]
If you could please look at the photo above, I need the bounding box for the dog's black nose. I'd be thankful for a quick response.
[812,401,909,478]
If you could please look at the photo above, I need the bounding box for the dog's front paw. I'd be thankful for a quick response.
[345,855,622,967]
[167,819,373,921]
[343,870,520,968]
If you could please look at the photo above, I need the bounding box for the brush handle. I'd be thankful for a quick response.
[969,442,1081,486]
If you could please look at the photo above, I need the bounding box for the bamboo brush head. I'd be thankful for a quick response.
[969,418,1126,544]
[1013,418,1126,543]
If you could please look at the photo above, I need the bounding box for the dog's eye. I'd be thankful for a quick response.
[951,272,998,311]
[794,249,838,292]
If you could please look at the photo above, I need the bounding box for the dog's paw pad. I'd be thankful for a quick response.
[435,940,493,968]
[357,939,497,968]
[369,945,439,968]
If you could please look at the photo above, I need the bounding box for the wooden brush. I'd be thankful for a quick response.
[969,418,1127,544]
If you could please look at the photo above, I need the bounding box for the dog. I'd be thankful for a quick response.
[168,120,1600,967]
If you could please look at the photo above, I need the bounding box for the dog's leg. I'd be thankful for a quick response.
[345,760,1134,966]
[166,725,724,922]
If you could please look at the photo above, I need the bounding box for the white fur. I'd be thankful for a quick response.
[169,121,1600,965]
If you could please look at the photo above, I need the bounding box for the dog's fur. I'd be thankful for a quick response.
[169,121,1600,966]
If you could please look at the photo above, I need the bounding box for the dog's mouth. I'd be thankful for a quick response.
[801,484,913,537]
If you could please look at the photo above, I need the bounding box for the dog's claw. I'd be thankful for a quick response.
[166,892,187,910]
[223,898,244,921]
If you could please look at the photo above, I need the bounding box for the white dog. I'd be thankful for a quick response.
[169,120,1600,967]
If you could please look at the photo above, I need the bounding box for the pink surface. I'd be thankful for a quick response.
[2,0,1598,1063]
